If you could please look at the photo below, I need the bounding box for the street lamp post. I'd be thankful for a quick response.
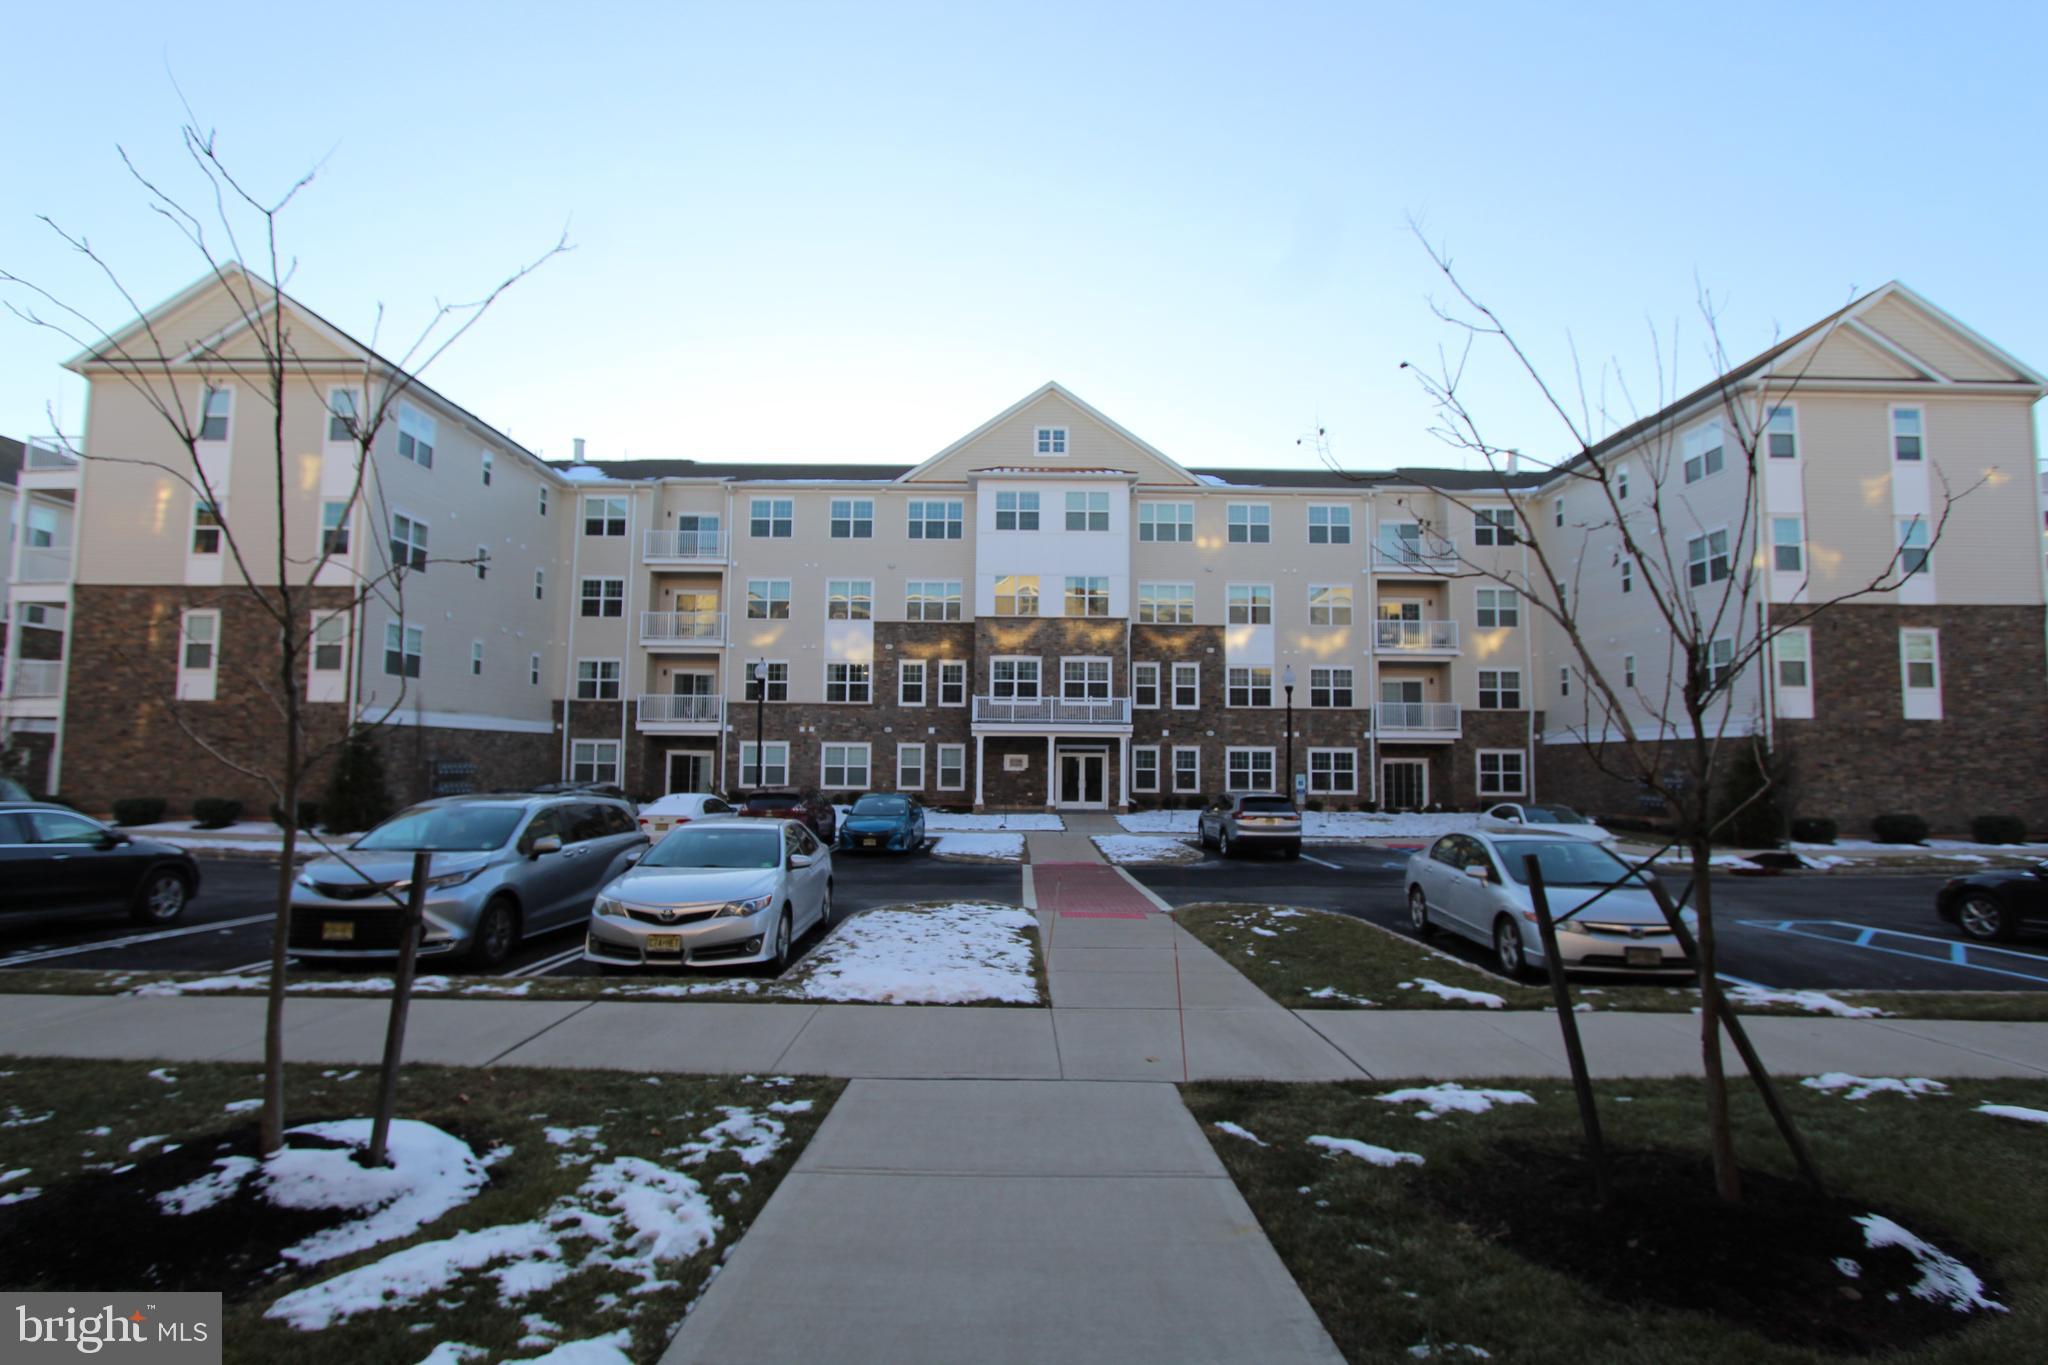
[750,658,766,790]
[1282,664,1297,805]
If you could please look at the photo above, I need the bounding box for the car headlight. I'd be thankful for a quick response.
[593,894,624,919]
[295,872,316,888]
[1555,917,1591,935]
[422,867,485,892]
[719,893,775,918]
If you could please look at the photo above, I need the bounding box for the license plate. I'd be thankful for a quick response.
[645,934,683,954]
[321,921,354,943]
[1625,946,1661,968]
[863,837,878,847]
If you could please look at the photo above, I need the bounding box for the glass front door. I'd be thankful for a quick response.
[666,750,713,794]
[1381,758,1428,811]
[1058,751,1107,808]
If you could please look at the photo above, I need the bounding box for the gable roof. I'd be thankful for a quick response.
[895,381,1202,485]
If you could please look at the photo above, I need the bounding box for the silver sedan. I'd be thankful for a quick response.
[1405,830,1696,979]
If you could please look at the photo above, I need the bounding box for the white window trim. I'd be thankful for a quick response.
[396,401,436,467]
[1305,503,1353,544]
[1687,525,1732,588]
[1477,749,1528,797]
[822,659,873,705]
[990,655,1043,701]
[530,652,542,686]
[739,740,792,788]
[1224,746,1278,794]
[1059,655,1113,702]
[1767,402,1800,459]
[1307,583,1353,626]
[1899,627,1942,720]
[1171,745,1202,794]
[470,639,484,676]
[993,574,1041,617]
[1132,660,1161,709]
[1307,747,1358,795]
[820,741,873,790]
[575,656,624,701]
[570,739,622,785]
[936,743,967,791]
[896,742,926,791]
[937,659,967,708]
[177,607,221,701]
[744,659,791,703]
[1623,653,1637,689]
[389,505,430,573]
[1226,582,1274,625]
[1681,419,1725,484]
[323,385,360,445]
[1308,666,1356,709]
[898,658,928,707]
[825,578,874,621]
[1136,581,1196,625]
[198,382,235,443]
[1137,501,1194,543]
[1226,502,1273,544]
[579,576,626,617]
[746,577,793,621]
[1034,425,1068,456]
[1171,662,1200,710]
[1476,668,1523,710]
[1890,403,1925,462]
[1226,665,1276,709]
[1131,745,1161,793]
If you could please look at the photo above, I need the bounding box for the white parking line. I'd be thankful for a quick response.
[1300,854,1343,871]
[0,914,275,968]
[510,946,587,978]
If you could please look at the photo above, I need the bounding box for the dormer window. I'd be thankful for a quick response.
[1035,426,1068,456]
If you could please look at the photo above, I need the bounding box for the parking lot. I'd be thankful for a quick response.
[0,844,2041,995]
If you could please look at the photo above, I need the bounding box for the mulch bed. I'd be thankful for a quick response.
[1427,1140,1998,1355]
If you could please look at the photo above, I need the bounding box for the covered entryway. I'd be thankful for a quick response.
[1056,746,1110,810]
[665,749,716,794]
[1381,757,1428,811]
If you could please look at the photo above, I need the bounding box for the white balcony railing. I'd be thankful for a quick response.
[643,528,725,561]
[1375,702,1462,735]
[1374,619,1461,652]
[636,693,724,727]
[972,695,1131,726]
[16,545,74,584]
[639,610,726,643]
[1370,535,1459,573]
[10,659,63,698]
[23,440,78,472]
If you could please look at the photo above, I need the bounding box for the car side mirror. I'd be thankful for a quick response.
[622,848,644,864]
[788,852,814,869]
[529,834,563,858]
[98,830,128,849]
[1464,864,1492,882]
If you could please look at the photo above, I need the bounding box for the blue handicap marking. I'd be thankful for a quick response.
[1735,919,2048,986]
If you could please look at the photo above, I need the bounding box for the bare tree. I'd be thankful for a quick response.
[1,114,564,1153]
[1382,232,1975,1202]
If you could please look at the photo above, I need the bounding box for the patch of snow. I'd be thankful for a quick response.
[1408,1345,1492,1360]
[545,1125,608,1168]
[1800,1074,1947,1101]
[224,1099,263,1114]
[1092,834,1199,864]
[559,464,612,482]
[1,1108,52,1129]
[931,833,1023,861]
[1304,986,1376,1006]
[0,1187,39,1205]
[600,978,764,999]
[1377,1084,1536,1119]
[1729,985,1883,1018]
[147,1068,178,1083]
[1855,1214,2006,1313]
[1307,1135,1425,1168]
[263,1119,491,1265]
[666,1107,786,1168]
[1398,978,1506,1009]
[1116,811,1484,839]
[512,1331,636,1364]
[128,1134,168,1152]
[1976,1103,2048,1125]
[789,903,1039,1004]
[1247,925,1278,938]
[1797,854,1853,870]
[765,1099,813,1115]
[1213,1121,1268,1147]
[158,1156,260,1215]
[417,1346,487,1365]
[0,1168,28,1185]
[924,812,1063,831]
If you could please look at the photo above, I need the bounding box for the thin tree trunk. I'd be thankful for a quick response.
[261,663,302,1155]
[1692,831,1742,1202]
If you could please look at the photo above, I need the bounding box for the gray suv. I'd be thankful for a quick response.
[290,794,649,968]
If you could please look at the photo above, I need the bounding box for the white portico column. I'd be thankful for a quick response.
[1117,738,1127,809]
[1045,733,1057,808]
[974,734,985,809]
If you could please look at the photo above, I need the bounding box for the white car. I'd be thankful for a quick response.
[1480,802,1613,843]
[584,819,834,972]
[636,792,736,838]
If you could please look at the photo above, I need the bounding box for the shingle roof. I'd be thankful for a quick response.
[548,457,1545,492]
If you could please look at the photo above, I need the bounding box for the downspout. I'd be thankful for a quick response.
[719,481,735,793]
[559,480,580,781]
[620,483,636,790]
[1364,492,1377,806]
[1522,497,1536,801]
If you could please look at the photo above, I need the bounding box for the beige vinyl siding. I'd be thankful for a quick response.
[1783,332,1923,381]
[911,390,1195,487]
[1859,298,2016,382]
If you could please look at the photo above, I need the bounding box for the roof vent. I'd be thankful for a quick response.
[573,437,586,462]
[1505,450,1520,476]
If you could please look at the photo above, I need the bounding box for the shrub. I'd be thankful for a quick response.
[111,797,168,827]
[1871,812,1929,845]
[322,728,394,833]
[1713,740,1789,849]
[1788,816,1838,845]
[1303,799,1325,813]
[1971,814,2028,846]
[269,800,320,831]
[191,797,242,829]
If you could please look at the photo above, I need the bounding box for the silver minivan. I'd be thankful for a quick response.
[290,794,649,968]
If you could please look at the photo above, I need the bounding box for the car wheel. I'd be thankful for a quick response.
[1956,893,2017,943]
[770,907,793,973]
[467,896,519,970]
[131,868,190,925]
[819,881,836,929]
[1217,828,1233,858]
[1494,916,1531,980]
[1408,887,1433,940]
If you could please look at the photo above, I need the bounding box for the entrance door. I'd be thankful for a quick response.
[1057,751,1107,809]
[666,750,713,794]
[1381,758,1428,811]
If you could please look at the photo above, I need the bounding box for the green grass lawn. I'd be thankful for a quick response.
[1176,902,2048,1022]
[0,1057,842,1362]
[1183,1075,2048,1364]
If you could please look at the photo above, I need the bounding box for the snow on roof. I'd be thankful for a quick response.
[560,465,613,482]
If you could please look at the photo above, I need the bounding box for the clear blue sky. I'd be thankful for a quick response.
[4,1,2043,473]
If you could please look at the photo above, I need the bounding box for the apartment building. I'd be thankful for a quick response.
[24,272,2047,831]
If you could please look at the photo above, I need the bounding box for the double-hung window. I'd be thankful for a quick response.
[1775,631,1810,689]
[1065,491,1110,531]
[1309,666,1353,708]
[1477,668,1522,709]
[1173,747,1201,793]
[311,614,347,673]
[740,742,790,788]
[907,499,963,539]
[1138,502,1193,542]
[1226,748,1275,793]
[1478,751,1526,796]
[897,743,925,791]
[748,579,791,619]
[743,661,789,702]
[1132,747,1160,793]
[1309,749,1356,794]
[475,546,490,581]
[1133,662,1161,708]
[1473,508,1517,546]
[383,621,423,678]
[994,574,1039,616]
[1227,503,1270,544]
[191,501,222,555]
[1307,504,1351,544]
[1621,559,1634,594]
[1474,587,1518,628]
[994,491,1039,530]
[571,740,620,785]
[1768,404,1798,458]
[326,388,359,443]
[1064,576,1109,617]
[1773,517,1805,573]
[583,496,626,536]
[1171,662,1199,708]
[1226,584,1272,625]
[825,662,872,704]
[390,512,429,572]
[580,578,624,617]
[938,661,967,707]
[899,660,927,706]
[1307,584,1351,625]
[1687,530,1731,587]
[1892,408,1923,461]
[534,569,546,601]
[1682,421,1723,483]
[1227,666,1273,708]
[937,744,965,790]
[1706,638,1736,690]
[1137,582,1194,624]
[470,641,485,676]
[1897,518,1931,576]
[750,498,793,537]
[1900,629,1940,718]
[906,580,962,621]
[1061,658,1111,701]
[575,659,621,701]
[396,402,435,466]
[199,384,233,442]
[481,451,495,485]
[991,658,1041,700]
[178,610,219,702]
[830,498,874,538]
[827,579,873,620]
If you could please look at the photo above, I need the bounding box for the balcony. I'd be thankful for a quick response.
[643,528,726,564]
[1374,701,1462,740]
[1373,619,1461,653]
[972,695,1131,729]
[636,693,724,730]
[9,659,63,698]
[16,544,74,584]
[1370,535,1459,575]
[639,610,726,647]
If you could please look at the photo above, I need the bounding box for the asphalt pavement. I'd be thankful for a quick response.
[2,845,2042,995]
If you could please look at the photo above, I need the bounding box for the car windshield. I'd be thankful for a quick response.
[643,824,782,870]
[1239,797,1297,815]
[1522,805,1591,825]
[1498,839,1635,888]
[743,794,798,812]
[852,796,909,816]
[353,805,523,852]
